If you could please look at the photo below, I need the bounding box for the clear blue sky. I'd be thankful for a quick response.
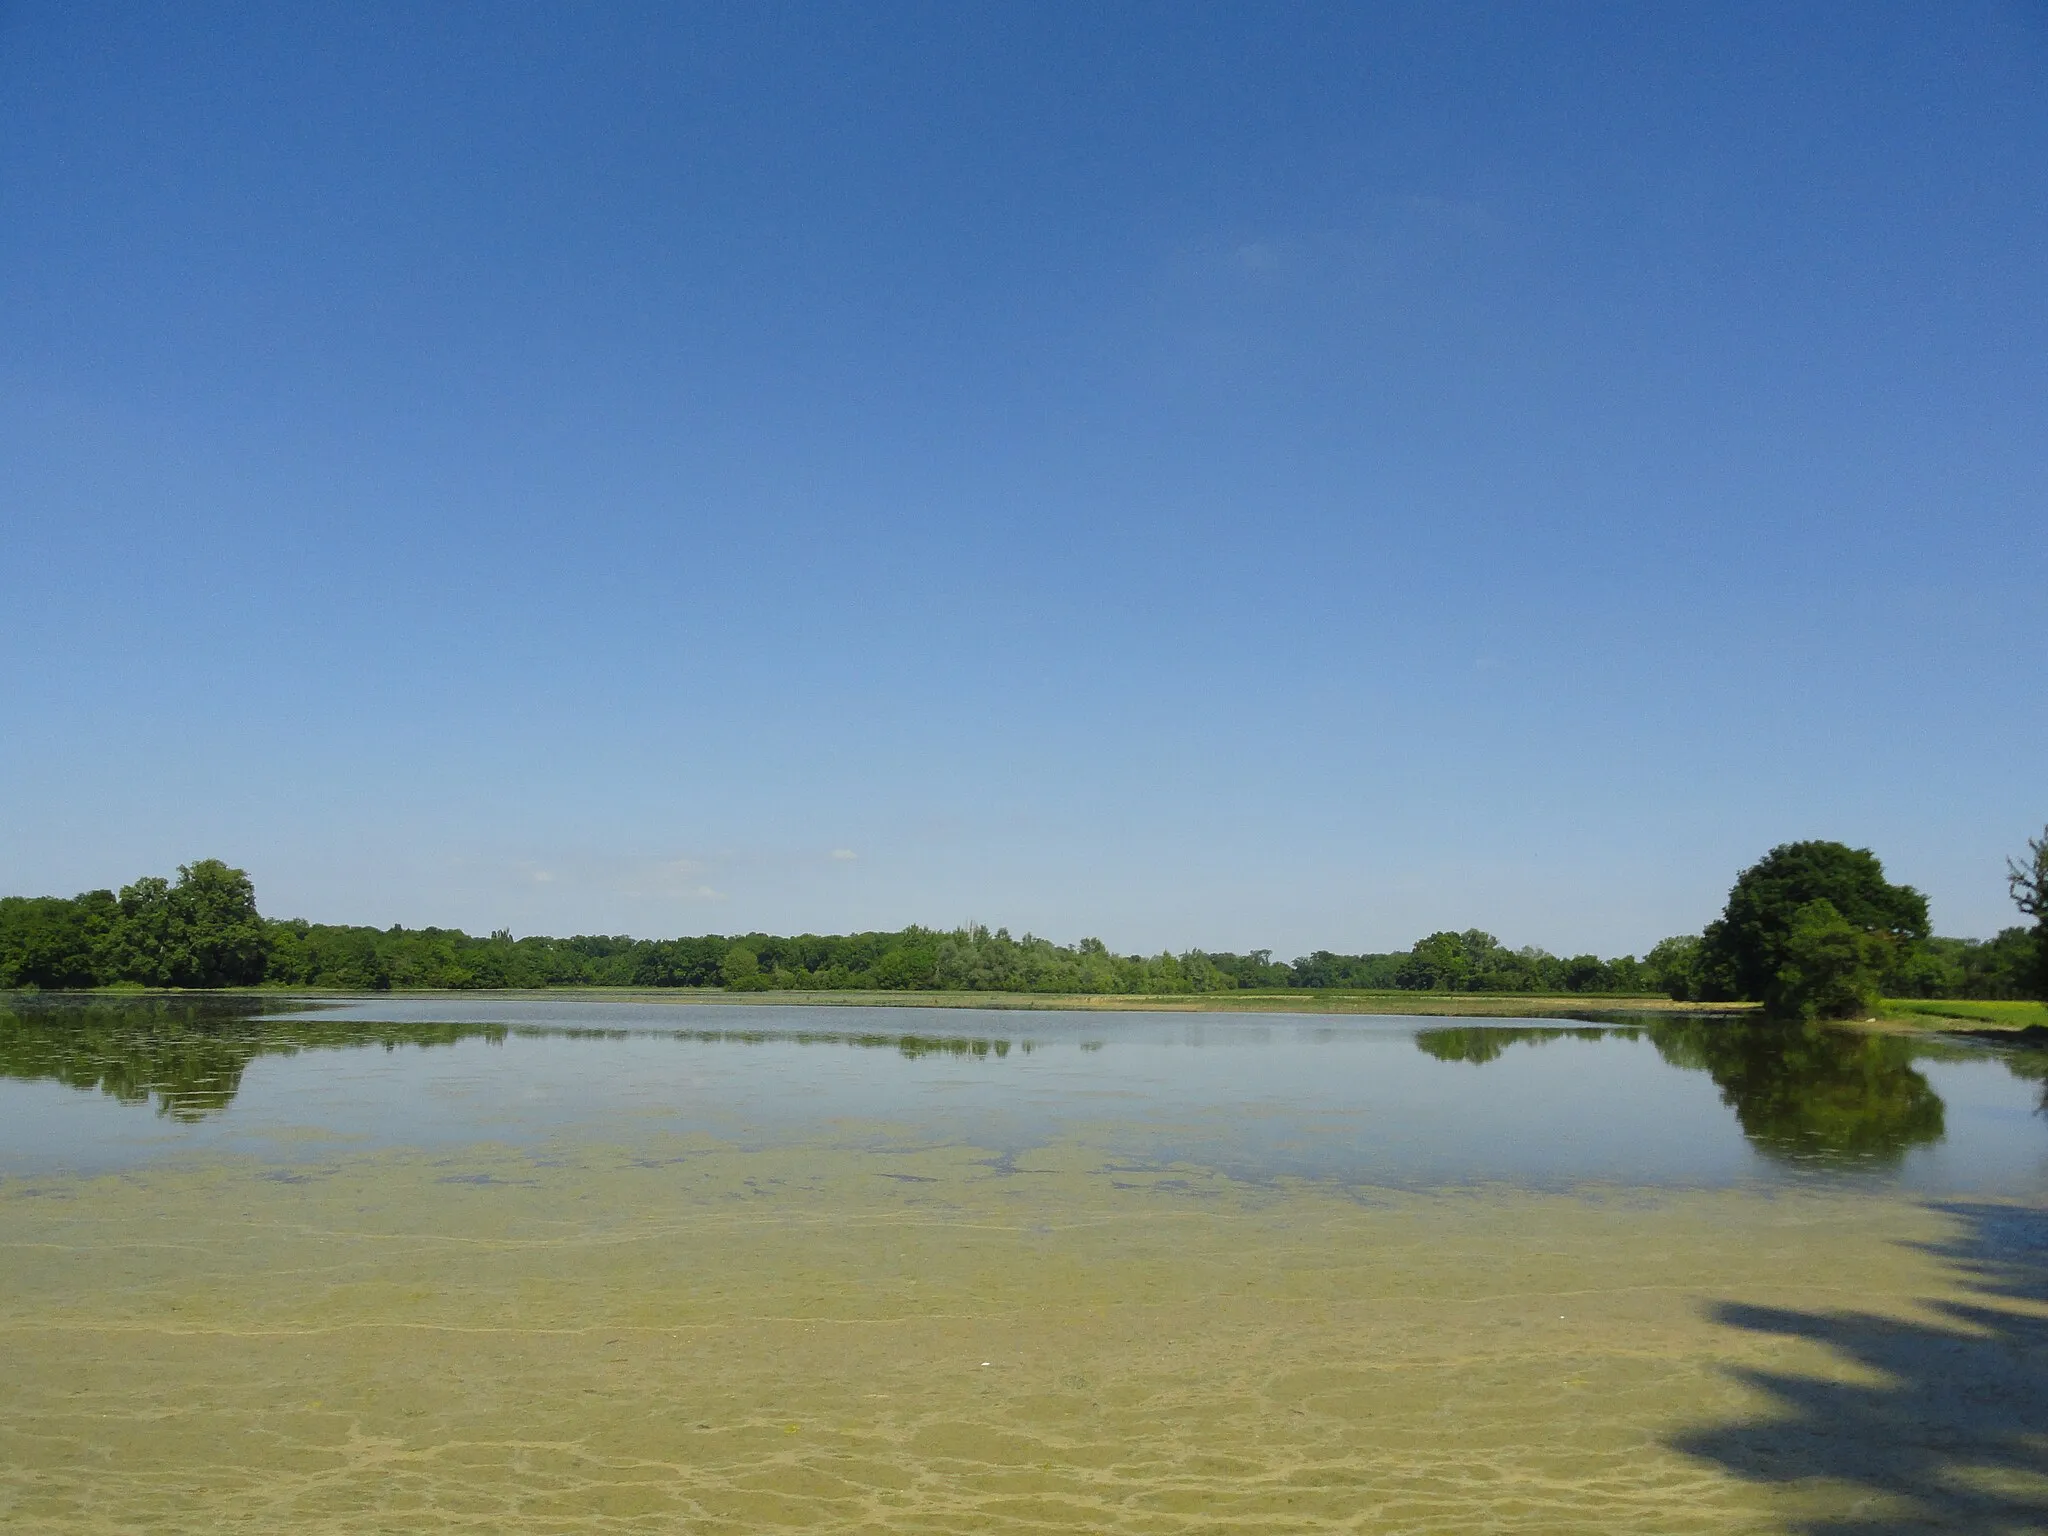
[3,3,2043,956]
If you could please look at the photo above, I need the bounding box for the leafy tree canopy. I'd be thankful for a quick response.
[1762,899,1888,1022]
[1703,842,1929,1009]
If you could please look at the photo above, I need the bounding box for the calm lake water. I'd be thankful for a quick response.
[4,994,2047,1533]
[2,994,2044,1190]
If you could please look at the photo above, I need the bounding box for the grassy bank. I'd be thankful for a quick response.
[1876,997,2048,1033]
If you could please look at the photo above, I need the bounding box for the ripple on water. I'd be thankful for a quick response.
[4,1132,2044,1532]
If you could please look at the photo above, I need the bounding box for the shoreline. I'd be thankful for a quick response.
[9,984,1757,1020]
[10,985,2044,1035]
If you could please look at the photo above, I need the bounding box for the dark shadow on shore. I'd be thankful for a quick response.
[1674,1200,2048,1533]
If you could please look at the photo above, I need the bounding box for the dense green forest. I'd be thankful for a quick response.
[1,842,2042,1006]
[0,861,1668,995]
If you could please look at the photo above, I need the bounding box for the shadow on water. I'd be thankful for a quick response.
[1672,1200,2048,1533]
[1421,1023,2048,1525]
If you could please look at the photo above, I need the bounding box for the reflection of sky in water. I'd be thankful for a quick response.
[1,1000,2044,1195]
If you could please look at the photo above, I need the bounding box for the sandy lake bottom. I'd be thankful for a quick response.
[2,1001,2046,1532]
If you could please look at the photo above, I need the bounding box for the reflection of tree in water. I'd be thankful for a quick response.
[664,1030,1021,1060]
[0,1001,1031,1121]
[1676,1201,2048,1533]
[1647,1019,1945,1164]
[1994,1042,2048,1114]
[0,998,505,1122]
[1413,1025,1631,1065]
[1415,1018,1953,1163]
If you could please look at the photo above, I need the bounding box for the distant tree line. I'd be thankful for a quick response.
[0,865,1664,995]
[3,836,2043,1009]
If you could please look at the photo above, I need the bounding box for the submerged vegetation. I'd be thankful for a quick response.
[1,831,2043,1010]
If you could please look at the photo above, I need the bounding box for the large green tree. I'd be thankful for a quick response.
[101,860,269,989]
[1701,842,1928,1015]
[2010,826,2048,998]
[1761,899,1888,1021]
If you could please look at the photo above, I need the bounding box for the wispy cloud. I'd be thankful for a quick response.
[499,854,726,902]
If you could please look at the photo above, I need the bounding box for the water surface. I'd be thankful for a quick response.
[3,995,2043,1191]
[3,995,2045,1532]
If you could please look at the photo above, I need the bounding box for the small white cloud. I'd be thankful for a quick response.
[830,848,858,862]
[496,854,721,901]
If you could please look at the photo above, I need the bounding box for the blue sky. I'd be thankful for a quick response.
[3,2,2043,956]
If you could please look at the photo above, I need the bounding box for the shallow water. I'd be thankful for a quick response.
[3,995,2046,1532]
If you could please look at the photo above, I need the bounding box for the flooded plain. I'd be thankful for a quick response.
[2,996,2046,1533]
